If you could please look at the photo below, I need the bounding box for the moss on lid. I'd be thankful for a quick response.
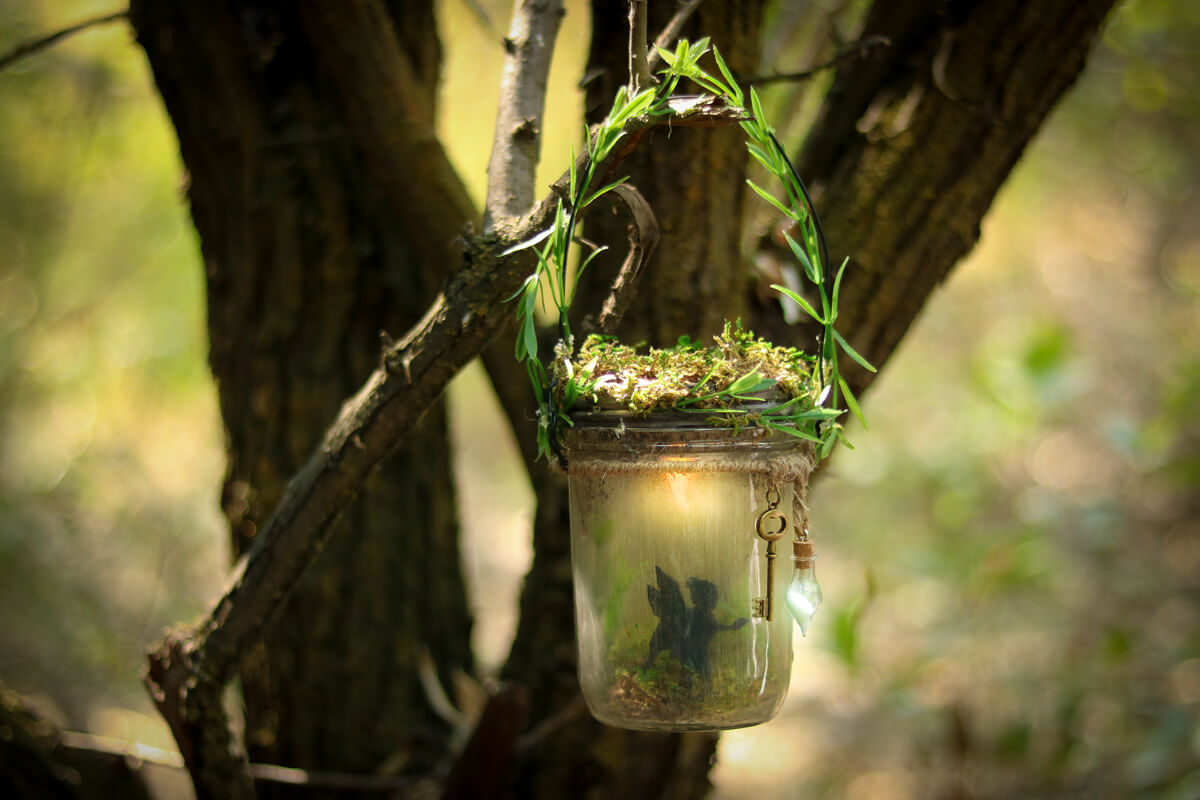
[552,320,823,417]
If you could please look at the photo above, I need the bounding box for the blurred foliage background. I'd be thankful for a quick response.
[1,1,1197,798]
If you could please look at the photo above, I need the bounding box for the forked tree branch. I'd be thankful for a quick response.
[484,0,565,229]
[0,8,128,72]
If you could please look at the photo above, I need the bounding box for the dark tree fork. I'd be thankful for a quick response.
[116,0,1119,797]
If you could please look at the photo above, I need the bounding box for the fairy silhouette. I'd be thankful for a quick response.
[645,566,689,669]
[645,566,749,690]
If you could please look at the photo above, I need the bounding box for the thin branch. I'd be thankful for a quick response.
[57,732,425,793]
[628,0,652,91]
[460,0,499,41]
[646,0,705,72]
[746,34,891,86]
[483,0,565,230]
[0,9,128,73]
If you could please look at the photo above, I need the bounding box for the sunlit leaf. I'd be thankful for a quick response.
[762,421,824,443]
[838,374,867,429]
[581,176,629,208]
[747,180,799,220]
[782,231,819,284]
[771,283,824,324]
[832,255,850,320]
[500,225,554,257]
[750,86,768,131]
[833,329,877,373]
[747,143,781,175]
[711,45,743,106]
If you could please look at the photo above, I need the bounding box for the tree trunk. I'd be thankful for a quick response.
[131,2,476,795]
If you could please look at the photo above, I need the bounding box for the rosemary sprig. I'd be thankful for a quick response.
[506,37,875,461]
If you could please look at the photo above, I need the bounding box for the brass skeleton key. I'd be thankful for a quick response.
[752,490,788,621]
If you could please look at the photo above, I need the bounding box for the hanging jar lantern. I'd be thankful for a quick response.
[561,409,819,731]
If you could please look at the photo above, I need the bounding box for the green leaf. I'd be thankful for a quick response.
[675,39,690,68]
[573,244,610,291]
[749,86,769,132]
[838,374,868,429]
[656,45,677,67]
[746,180,799,221]
[746,143,781,175]
[770,283,824,324]
[778,407,845,421]
[691,364,720,395]
[504,272,538,303]
[616,88,656,124]
[500,225,555,257]
[833,329,877,373]
[762,421,824,443]
[725,371,768,395]
[568,145,577,202]
[782,231,819,284]
[592,127,627,162]
[820,427,837,458]
[608,86,629,121]
[581,176,629,208]
[832,255,849,319]
[711,45,743,105]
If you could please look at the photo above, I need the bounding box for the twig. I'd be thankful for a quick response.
[646,0,705,72]
[57,731,425,792]
[483,0,565,230]
[460,0,499,41]
[516,696,588,752]
[746,34,891,86]
[591,183,658,336]
[628,0,652,91]
[0,9,129,73]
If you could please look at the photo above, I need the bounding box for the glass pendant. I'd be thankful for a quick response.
[785,535,822,636]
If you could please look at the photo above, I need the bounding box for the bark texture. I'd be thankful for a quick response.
[131,1,475,796]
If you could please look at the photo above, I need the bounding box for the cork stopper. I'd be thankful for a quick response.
[793,538,816,563]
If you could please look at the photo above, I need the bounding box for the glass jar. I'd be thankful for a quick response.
[561,411,813,731]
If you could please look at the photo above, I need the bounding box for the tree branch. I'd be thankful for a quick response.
[645,0,705,72]
[484,0,565,230]
[628,0,652,91]
[746,34,891,86]
[0,9,128,73]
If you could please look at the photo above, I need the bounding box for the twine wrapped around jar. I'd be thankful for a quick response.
[561,410,816,537]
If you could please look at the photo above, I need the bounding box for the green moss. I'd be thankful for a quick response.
[553,320,821,417]
[602,624,788,727]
